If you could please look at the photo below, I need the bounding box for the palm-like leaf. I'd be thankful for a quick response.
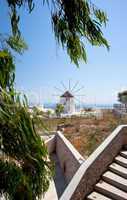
[0,90,53,200]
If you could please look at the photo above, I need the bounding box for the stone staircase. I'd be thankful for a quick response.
[87,148,127,200]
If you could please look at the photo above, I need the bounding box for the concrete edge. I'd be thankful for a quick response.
[45,135,55,144]
[56,131,85,164]
[60,125,127,200]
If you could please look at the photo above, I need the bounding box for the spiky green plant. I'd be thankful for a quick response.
[0,90,53,200]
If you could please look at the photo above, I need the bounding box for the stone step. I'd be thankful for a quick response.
[95,180,127,200]
[115,156,127,168]
[109,162,127,179]
[120,151,127,159]
[87,191,112,200]
[102,171,127,192]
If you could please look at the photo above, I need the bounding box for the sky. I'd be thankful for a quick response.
[1,0,127,105]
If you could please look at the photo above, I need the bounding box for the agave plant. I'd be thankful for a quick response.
[0,90,53,200]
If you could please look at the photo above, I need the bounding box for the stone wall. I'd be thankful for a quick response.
[45,132,84,184]
[45,135,56,154]
[60,125,127,200]
[56,132,85,183]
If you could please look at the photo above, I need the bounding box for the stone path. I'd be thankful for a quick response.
[51,153,67,198]
[42,153,67,200]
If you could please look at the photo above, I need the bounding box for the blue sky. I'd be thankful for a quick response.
[1,0,127,105]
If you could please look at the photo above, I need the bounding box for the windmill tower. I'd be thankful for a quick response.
[54,80,85,115]
[60,91,75,114]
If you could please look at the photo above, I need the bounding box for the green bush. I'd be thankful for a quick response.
[0,90,53,200]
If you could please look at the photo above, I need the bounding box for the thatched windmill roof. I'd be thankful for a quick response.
[60,91,74,98]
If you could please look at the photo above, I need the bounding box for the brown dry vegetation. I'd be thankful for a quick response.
[35,110,127,158]
[63,111,127,157]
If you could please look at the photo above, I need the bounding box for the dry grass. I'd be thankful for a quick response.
[36,110,127,158]
[64,111,127,157]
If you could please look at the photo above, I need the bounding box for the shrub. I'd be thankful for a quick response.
[0,90,53,200]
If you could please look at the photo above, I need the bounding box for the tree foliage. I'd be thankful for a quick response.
[6,36,28,55]
[118,91,127,104]
[5,0,109,66]
[0,50,15,91]
[55,103,64,117]
[0,36,27,93]
[0,33,27,92]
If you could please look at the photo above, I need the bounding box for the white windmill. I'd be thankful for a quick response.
[60,90,75,114]
[54,80,85,115]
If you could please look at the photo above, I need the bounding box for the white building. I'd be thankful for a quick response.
[60,91,75,114]
[113,103,127,116]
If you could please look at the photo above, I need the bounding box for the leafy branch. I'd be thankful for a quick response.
[5,0,109,66]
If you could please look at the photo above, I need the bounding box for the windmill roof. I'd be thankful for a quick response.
[61,91,74,98]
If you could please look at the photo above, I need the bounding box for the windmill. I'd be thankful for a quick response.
[53,80,85,115]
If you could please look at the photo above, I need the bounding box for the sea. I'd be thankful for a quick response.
[44,103,113,110]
